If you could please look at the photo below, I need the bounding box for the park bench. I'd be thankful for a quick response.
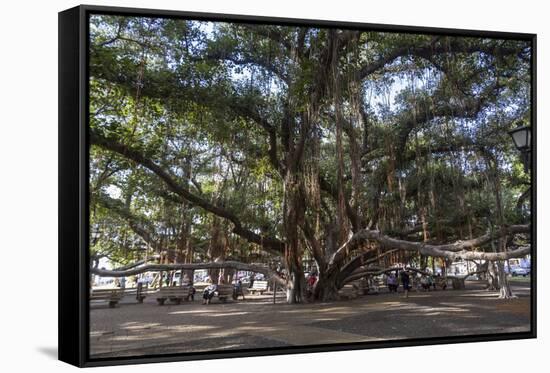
[435,277,448,290]
[248,280,268,295]
[232,283,246,300]
[338,284,359,300]
[214,284,233,303]
[203,284,234,303]
[136,283,148,303]
[350,280,370,296]
[156,286,191,305]
[90,288,124,308]
[368,278,385,295]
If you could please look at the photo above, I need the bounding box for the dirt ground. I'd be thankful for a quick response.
[89,280,531,358]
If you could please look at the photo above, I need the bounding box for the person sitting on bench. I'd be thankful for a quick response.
[435,274,447,290]
[420,276,431,291]
[202,280,218,305]
[182,273,196,301]
[233,278,245,300]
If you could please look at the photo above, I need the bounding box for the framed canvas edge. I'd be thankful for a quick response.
[80,3,536,40]
[59,5,87,367]
[58,4,537,368]
[529,33,537,340]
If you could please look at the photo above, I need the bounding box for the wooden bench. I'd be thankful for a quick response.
[248,280,268,295]
[338,284,359,300]
[136,283,148,303]
[215,284,233,303]
[435,277,448,290]
[90,289,124,308]
[350,280,369,296]
[232,284,246,300]
[156,286,191,305]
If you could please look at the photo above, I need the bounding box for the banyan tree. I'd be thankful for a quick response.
[89,16,532,303]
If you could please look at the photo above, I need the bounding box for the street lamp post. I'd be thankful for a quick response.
[90,227,101,287]
[508,122,532,173]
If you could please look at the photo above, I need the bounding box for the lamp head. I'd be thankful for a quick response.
[508,122,531,152]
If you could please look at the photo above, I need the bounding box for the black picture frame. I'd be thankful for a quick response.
[59,4,537,367]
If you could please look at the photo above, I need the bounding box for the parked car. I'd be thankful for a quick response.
[510,266,530,277]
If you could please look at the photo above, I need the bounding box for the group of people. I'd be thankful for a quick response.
[386,271,411,297]
[386,271,413,297]
[420,275,436,291]
[201,275,247,304]
[386,270,445,296]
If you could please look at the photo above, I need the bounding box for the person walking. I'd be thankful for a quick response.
[400,270,410,298]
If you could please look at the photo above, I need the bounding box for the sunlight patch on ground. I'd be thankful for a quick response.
[90,330,113,337]
[380,301,405,306]
[160,325,215,332]
[213,344,242,350]
[457,292,501,298]
[311,318,340,322]
[169,309,230,315]
[201,311,250,317]
[416,306,468,313]
[406,294,432,298]
[205,330,240,338]
[279,306,349,314]
[120,322,161,329]
[234,325,284,333]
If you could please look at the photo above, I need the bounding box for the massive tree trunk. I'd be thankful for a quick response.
[496,260,515,299]
[208,215,226,283]
[486,261,499,290]
[485,151,515,299]
[177,210,195,283]
[305,30,354,303]
[283,171,306,303]
[314,272,341,301]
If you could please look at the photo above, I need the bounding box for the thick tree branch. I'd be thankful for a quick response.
[95,192,162,251]
[90,130,285,255]
[319,176,360,231]
[359,38,526,80]
[91,260,287,287]
[202,50,289,84]
[111,260,146,272]
[300,220,326,271]
[230,101,283,173]
[329,224,530,265]
[343,266,487,285]
[336,249,399,286]
[239,25,292,51]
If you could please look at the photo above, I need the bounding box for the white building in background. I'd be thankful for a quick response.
[448,261,472,275]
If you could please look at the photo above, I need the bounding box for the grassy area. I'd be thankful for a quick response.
[508,275,531,283]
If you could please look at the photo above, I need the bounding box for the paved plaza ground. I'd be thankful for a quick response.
[90,280,531,358]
